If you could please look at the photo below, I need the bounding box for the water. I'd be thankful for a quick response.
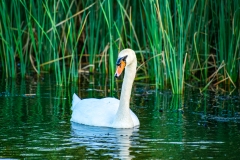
[0,75,240,159]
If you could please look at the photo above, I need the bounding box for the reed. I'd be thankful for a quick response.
[0,0,239,93]
[217,0,240,83]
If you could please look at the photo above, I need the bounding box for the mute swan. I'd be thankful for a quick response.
[70,49,139,128]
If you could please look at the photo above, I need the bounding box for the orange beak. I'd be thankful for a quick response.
[114,60,126,78]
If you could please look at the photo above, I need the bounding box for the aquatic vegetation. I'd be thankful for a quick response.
[0,0,239,93]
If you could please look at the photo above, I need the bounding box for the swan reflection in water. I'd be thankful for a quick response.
[71,122,139,159]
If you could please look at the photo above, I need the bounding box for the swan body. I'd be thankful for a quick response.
[70,49,139,128]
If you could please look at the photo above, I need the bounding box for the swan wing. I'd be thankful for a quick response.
[130,110,140,126]
[71,94,120,127]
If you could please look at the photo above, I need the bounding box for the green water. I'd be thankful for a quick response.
[0,75,240,159]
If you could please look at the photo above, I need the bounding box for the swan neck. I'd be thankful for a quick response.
[119,63,136,108]
[111,50,137,128]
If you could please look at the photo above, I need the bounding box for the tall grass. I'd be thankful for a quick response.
[0,0,239,93]
[218,0,240,83]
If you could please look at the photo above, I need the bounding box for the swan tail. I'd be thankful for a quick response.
[71,93,81,110]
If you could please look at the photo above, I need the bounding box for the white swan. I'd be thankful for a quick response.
[70,49,139,128]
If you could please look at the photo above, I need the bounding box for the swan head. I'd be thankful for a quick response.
[114,49,136,78]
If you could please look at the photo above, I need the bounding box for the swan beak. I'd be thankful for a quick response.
[114,61,126,78]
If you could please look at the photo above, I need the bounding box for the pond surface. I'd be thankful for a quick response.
[0,75,240,159]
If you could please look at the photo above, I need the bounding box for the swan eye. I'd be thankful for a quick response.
[116,55,128,66]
